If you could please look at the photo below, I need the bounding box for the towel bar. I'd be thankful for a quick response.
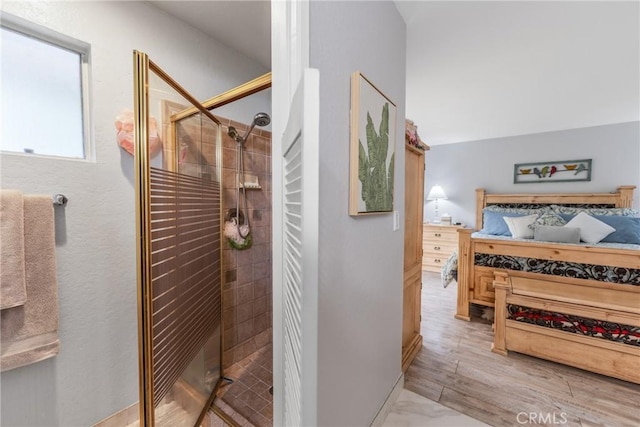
[52,194,68,206]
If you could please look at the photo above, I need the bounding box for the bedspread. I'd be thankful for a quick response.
[507,304,640,346]
[442,250,458,288]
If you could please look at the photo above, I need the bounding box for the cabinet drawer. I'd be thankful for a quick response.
[423,231,458,243]
[423,242,457,255]
[423,254,449,268]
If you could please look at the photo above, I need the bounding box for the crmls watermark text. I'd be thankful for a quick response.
[517,412,568,425]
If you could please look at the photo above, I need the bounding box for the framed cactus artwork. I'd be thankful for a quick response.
[513,159,592,184]
[349,71,397,215]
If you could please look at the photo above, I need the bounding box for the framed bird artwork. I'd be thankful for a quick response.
[513,159,592,184]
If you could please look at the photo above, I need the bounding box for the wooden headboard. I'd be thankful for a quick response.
[474,185,636,231]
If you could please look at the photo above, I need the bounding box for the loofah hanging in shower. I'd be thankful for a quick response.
[224,218,252,250]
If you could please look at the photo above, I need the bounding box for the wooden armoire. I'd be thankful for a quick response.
[402,142,426,371]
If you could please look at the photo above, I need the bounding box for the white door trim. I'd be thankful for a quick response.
[271,1,310,425]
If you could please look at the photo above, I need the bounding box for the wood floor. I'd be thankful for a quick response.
[405,272,640,427]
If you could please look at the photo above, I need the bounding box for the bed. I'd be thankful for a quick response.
[455,185,638,319]
[454,185,640,383]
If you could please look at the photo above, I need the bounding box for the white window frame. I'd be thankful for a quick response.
[1,12,93,161]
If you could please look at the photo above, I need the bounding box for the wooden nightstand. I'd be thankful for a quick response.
[422,224,463,273]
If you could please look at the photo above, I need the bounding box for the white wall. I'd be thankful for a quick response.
[424,122,640,228]
[0,2,268,426]
[309,1,406,425]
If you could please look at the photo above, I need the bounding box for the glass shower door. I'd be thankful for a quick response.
[134,50,223,427]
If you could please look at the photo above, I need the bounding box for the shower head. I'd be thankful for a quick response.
[253,112,271,127]
[239,112,271,144]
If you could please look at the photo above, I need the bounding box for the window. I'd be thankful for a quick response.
[1,14,91,159]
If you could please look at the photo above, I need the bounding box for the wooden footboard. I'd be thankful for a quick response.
[492,270,640,384]
[455,232,640,321]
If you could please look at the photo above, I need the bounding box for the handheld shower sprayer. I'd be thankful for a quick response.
[225,112,272,246]
[228,126,240,142]
[227,112,271,146]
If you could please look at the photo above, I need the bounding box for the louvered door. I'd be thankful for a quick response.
[281,68,319,426]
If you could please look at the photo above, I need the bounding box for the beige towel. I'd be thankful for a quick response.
[1,195,59,371]
[1,190,27,309]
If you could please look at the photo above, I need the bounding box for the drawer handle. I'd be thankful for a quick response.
[435,233,441,237]
[434,246,441,250]
[435,259,441,263]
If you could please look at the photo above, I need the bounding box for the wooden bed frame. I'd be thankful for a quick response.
[492,269,640,384]
[455,185,637,321]
[453,185,639,383]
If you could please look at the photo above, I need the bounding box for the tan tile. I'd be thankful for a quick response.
[237,267,253,286]
[250,243,268,264]
[223,288,236,308]
[222,249,236,270]
[237,282,254,301]
[251,135,271,156]
[253,329,271,349]
[223,168,236,189]
[252,296,269,316]
[252,262,270,280]
[222,188,237,208]
[247,190,268,210]
[238,319,255,342]
[236,247,253,267]
[237,302,253,324]
[223,147,237,169]
[259,403,273,421]
[253,278,269,298]
[223,309,235,328]
[251,226,269,245]
[253,312,269,333]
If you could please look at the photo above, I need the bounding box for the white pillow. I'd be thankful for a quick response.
[565,212,616,244]
[503,214,538,238]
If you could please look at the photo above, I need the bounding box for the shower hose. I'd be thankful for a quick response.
[235,139,251,239]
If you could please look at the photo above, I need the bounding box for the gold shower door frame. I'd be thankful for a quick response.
[134,50,224,427]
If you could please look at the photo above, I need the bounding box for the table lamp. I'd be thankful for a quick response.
[427,185,447,222]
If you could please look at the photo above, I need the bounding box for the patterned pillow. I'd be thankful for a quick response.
[529,211,567,230]
[550,205,640,217]
[441,251,458,288]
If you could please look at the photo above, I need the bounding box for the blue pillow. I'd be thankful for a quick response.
[595,215,640,244]
[559,214,640,244]
[557,213,574,222]
[480,211,529,236]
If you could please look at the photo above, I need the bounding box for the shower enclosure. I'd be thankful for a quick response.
[134,51,223,426]
[133,50,274,426]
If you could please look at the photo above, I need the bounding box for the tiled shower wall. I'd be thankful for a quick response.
[220,117,272,369]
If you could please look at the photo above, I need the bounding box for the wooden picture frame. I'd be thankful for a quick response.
[349,71,397,215]
[514,159,592,184]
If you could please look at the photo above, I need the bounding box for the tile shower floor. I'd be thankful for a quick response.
[216,344,273,427]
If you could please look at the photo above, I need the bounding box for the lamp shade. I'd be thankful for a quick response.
[427,185,447,201]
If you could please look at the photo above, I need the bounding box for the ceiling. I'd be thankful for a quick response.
[149,1,639,146]
[396,1,639,146]
[149,1,271,69]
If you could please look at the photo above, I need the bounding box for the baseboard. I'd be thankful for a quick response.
[92,402,138,427]
[370,373,404,426]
